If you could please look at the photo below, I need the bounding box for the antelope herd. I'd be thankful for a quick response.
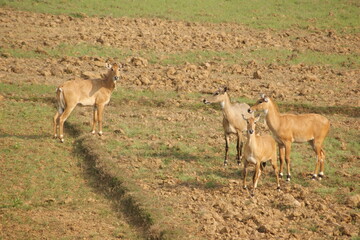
[53,63,330,196]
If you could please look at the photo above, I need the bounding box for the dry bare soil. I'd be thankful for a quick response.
[0,8,359,240]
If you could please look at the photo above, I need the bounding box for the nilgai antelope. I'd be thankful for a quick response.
[248,94,330,181]
[242,115,279,196]
[53,63,121,142]
[203,87,253,166]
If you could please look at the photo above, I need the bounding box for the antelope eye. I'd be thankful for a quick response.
[214,92,219,96]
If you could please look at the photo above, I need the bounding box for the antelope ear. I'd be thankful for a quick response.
[264,97,269,102]
[260,93,266,99]
[106,63,112,69]
[223,86,228,92]
[242,114,247,121]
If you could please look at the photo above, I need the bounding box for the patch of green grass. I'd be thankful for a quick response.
[0,100,87,207]
[290,51,360,68]
[247,48,360,68]
[49,43,129,58]
[203,173,226,189]
[288,228,301,234]
[4,43,359,69]
[0,43,129,59]
[306,224,319,232]
[2,0,359,32]
[0,82,54,97]
[314,187,338,196]
[0,85,141,239]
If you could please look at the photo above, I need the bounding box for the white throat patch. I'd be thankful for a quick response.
[220,101,225,109]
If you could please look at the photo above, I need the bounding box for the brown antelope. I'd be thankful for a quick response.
[203,87,253,166]
[53,63,121,142]
[242,115,279,196]
[248,94,330,181]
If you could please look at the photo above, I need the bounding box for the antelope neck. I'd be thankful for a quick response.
[247,131,256,145]
[104,73,116,89]
[220,93,233,114]
[265,100,281,131]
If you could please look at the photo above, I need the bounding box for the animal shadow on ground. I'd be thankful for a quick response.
[150,146,198,162]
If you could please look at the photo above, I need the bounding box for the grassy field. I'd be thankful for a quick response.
[1,44,359,70]
[1,82,358,238]
[1,0,359,239]
[1,0,359,31]
[0,83,143,239]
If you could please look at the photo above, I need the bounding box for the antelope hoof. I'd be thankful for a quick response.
[223,162,228,167]
[60,138,64,143]
[286,175,291,182]
[277,186,280,191]
[318,172,324,180]
[312,174,317,180]
[91,130,96,135]
[53,134,58,139]
[243,185,247,190]
[98,131,103,136]
[279,172,283,178]
[237,160,241,165]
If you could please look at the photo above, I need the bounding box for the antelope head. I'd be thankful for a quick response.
[203,86,229,105]
[242,115,260,135]
[106,63,121,82]
[248,94,270,114]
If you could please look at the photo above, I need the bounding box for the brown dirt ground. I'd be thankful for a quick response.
[1,8,359,240]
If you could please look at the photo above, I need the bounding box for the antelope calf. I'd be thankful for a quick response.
[53,63,121,142]
[203,87,253,166]
[242,115,279,196]
[248,94,330,181]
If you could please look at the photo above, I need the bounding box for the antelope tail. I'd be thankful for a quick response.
[56,88,65,114]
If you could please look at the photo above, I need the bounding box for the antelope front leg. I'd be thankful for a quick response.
[243,160,248,189]
[279,145,285,178]
[284,142,292,181]
[224,134,230,166]
[271,156,280,190]
[53,111,60,138]
[319,149,325,179]
[252,163,262,196]
[97,104,105,136]
[236,134,242,165]
[91,106,98,134]
[312,142,324,180]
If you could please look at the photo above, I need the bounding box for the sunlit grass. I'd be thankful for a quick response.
[0,83,140,239]
[1,0,359,32]
[0,43,129,59]
[2,44,359,69]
